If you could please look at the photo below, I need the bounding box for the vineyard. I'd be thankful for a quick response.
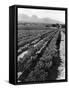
[17,26,62,82]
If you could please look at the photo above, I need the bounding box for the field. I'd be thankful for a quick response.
[17,23,65,82]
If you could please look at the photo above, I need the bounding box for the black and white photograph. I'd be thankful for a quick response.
[17,7,67,83]
[0,0,69,89]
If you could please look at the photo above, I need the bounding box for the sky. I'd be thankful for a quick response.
[18,8,65,23]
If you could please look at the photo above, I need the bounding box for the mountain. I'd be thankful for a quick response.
[18,14,64,24]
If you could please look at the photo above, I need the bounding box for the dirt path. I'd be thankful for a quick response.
[57,31,65,80]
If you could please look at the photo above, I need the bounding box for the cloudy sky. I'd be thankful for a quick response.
[18,8,65,23]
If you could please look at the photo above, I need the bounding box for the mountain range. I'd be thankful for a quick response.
[18,14,64,24]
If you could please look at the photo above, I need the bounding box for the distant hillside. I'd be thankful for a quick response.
[18,14,64,24]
